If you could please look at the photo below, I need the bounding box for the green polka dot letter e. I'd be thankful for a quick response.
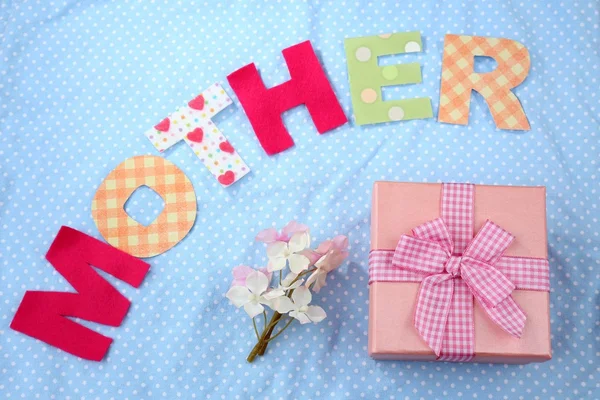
[344,32,433,125]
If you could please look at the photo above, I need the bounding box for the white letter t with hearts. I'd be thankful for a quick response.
[144,83,250,187]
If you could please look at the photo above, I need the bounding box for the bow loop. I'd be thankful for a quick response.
[392,235,449,275]
[459,257,515,308]
[463,220,515,265]
[412,218,454,255]
[392,218,456,275]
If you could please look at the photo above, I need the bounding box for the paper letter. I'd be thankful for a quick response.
[10,226,150,361]
[438,34,531,130]
[227,40,347,155]
[344,31,433,125]
[91,155,197,258]
[145,83,250,187]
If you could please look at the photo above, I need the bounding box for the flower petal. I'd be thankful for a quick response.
[287,279,303,290]
[231,265,255,286]
[290,310,311,324]
[281,221,309,236]
[311,273,328,293]
[226,286,250,308]
[267,241,288,258]
[258,267,273,283]
[267,256,287,272]
[315,249,347,273]
[306,305,326,323]
[243,301,264,318]
[255,227,278,243]
[299,249,322,265]
[314,253,328,268]
[288,253,310,273]
[305,269,319,286]
[263,288,285,300]
[288,231,310,253]
[245,270,269,295]
[281,272,298,287]
[332,235,349,251]
[259,296,273,309]
[274,296,295,313]
[315,239,333,254]
[291,285,312,307]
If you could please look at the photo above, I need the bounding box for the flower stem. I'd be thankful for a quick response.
[256,312,283,356]
[266,317,294,342]
[246,267,317,363]
[289,268,314,286]
[252,317,260,340]
[247,311,282,362]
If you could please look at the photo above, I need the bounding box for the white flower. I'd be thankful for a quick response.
[266,231,311,273]
[273,286,326,324]
[263,272,303,301]
[226,271,272,318]
[280,272,303,290]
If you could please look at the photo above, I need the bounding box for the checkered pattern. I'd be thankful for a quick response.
[369,250,428,285]
[412,218,454,255]
[495,256,550,291]
[440,183,474,253]
[369,183,549,361]
[414,274,454,357]
[481,295,527,339]
[369,249,549,289]
[461,221,517,308]
[460,256,516,309]
[392,233,450,274]
[438,279,474,362]
[91,155,197,258]
[463,220,514,264]
[438,34,531,131]
[368,250,429,283]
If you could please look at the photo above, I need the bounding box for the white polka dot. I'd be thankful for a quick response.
[388,106,405,121]
[404,41,421,53]
[355,47,372,62]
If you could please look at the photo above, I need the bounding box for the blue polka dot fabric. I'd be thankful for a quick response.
[1,1,599,399]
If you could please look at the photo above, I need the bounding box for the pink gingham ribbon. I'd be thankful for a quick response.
[368,183,550,362]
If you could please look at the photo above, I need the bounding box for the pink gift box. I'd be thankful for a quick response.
[368,182,551,363]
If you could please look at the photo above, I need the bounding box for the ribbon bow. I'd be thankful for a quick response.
[393,218,526,359]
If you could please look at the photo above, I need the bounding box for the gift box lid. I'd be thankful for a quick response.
[371,181,547,259]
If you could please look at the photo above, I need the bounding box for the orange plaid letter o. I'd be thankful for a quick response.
[91,155,197,258]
